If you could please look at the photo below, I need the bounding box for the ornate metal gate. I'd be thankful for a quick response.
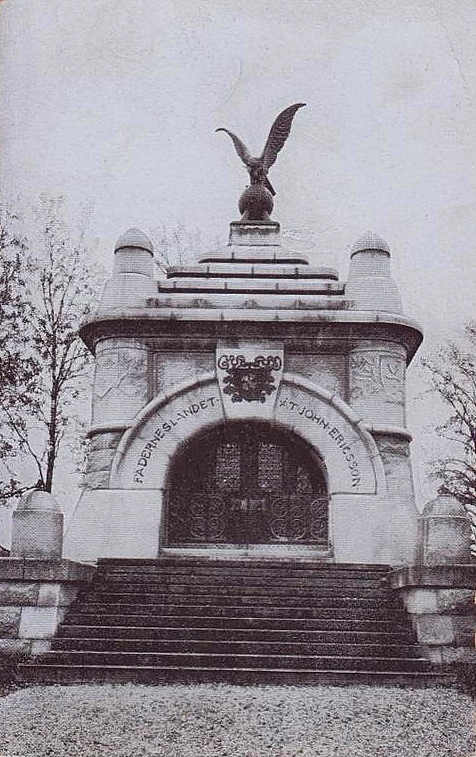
[166,422,328,546]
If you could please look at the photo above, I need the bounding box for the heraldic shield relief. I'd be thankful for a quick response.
[216,346,285,418]
[218,354,282,403]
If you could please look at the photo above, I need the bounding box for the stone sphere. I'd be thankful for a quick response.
[16,489,61,512]
[238,185,274,220]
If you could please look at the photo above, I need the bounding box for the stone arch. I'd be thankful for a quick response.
[110,372,385,497]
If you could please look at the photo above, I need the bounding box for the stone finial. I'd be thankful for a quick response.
[97,227,157,310]
[115,228,153,254]
[421,494,468,519]
[112,227,155,281]
[350,231,390,256]
[346,231,401,312]
[11,489,64,560]
[420,493,472,565]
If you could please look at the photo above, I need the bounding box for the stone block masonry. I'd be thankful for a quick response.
[388,565,476,663]
[0,560,95,656]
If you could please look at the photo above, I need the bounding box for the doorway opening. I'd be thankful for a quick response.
[165,420,329,547]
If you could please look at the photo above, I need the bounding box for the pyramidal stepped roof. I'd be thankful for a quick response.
[80,218,421,359]
[158,222,342,301]
[101,219,405,316]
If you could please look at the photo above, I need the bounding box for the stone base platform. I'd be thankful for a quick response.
[387,564,476,664]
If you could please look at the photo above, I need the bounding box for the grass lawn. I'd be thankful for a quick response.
[0,683,474,757]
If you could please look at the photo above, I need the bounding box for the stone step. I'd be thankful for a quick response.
[152,292,350,311]
[98,562,388,581]
[68,603,406,621]
[80,591,399,608]
[33,650,431,673]
[20,559,433,688]
[51,637,422,658]
[90,576,389,598]
[166,263,340,281]
[17,664,449,688]
[197,251,310,265]
[58,625,414,644]
[96,573,387,588]
[158,278,343,295]
[63,613,410,632]
[96,574,386,589]
[98,557,388,570]
[99,557,388,567]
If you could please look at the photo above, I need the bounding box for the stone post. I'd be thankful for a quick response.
[11,490,63,560]
[419,493,473,565]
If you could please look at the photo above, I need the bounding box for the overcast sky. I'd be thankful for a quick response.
[1,0,475,512]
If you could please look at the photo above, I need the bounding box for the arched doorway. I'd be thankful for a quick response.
[165,420,329,546]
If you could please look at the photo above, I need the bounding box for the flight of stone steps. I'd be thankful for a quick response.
[18,558,448,686]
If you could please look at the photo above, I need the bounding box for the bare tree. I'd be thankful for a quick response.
[151,222,204,274]
[0,198,105,502]
[421,322,476,552]
[0,205,39,498]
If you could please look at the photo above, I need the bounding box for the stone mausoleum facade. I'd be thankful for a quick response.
[4,216,475,675]
[64,221,424,567]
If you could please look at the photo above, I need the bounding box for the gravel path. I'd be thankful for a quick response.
[0,683,473,757]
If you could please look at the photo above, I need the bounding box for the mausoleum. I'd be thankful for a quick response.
[5,106,474,684]
[64,220,423,567]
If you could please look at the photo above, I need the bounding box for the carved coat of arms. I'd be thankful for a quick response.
[217,354,283,403]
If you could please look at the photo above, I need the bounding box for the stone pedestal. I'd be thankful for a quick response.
[419,494,473,565]
[388,565,476,663]
[11,490,63,560]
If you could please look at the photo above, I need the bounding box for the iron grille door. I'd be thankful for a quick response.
[167,422,328,546]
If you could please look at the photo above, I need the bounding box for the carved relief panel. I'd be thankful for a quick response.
[375,437,414,498]
[216,343,284,419]
[92,341,149,426]
[153,352,214,395]
[349,343,406,426]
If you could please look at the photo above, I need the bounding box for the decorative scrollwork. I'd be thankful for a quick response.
[270,496,308,542]
[308,498,328,541]
[170,493,227,542]
[167,422,329,546]
[217,354,283,371]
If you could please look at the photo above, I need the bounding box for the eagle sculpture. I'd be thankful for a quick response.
[216,102,306,198]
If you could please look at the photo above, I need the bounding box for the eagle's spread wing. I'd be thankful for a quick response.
[215,128,253,167]
[261,103,306,173]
